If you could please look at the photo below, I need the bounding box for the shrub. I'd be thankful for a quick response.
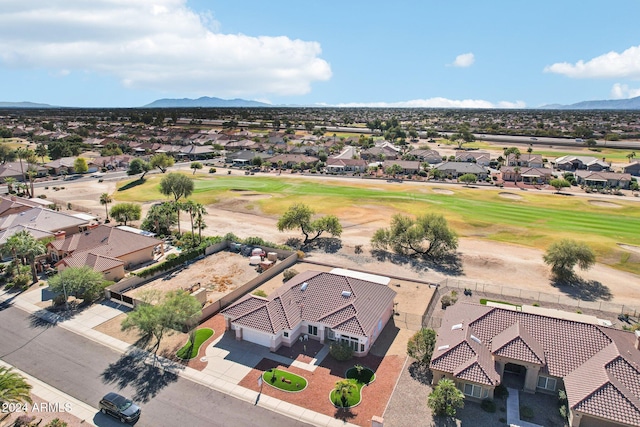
[283,269,299,282]
[252,289,267,297]
[209,167,217,173]
[329,342,353,361]
[499,418,506,423]
[166,253,178,261]
[494,384,509,399]
[481,399,496,413]
[13,273,31,289]
[296,250,305,259]
[520,405,534,420]
[532,302,540,307]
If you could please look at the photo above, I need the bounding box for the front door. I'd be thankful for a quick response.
[326,328,335,341]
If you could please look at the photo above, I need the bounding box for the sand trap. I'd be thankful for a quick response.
[432,188,454,195]
[240,193,271,199]
[589,200,622,208]
[499,192,523,200]
[619,244,640,254]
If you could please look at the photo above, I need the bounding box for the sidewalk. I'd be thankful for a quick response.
[0,287,358,427]
[0,359,97,426]
[506,387,544,427]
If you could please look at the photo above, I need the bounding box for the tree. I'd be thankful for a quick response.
[150,153,175,173]
[141,202,177,236]
[333,379,356,407]
[277,203,342,244]
[0,366,32,405]
[513,166,521,186]
[428,379,465,417]
[190,161,203,174]
[371,213,458,259]
[121,290,202,354]
[251,156,263,168]
[99,193,112,221]
[458,173,477,186]
[549,178,570,193]
[407,328,436,365]
[385,163,403,178]
[5,230,46,283]
[182,200,206,240]
[110,203,141,226]
[48,266,106,303]
[627,152,636,162]
[543,239,596,279]
[127,158,150,179]
[159,173,194,234]
[4,177,16,194]
[35,143,48,163]
[73,157,88,174]
[15,147,33,183]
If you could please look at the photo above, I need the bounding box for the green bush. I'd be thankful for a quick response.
[520,405,534,420]
[13,273,31,289]
[329,342,353,361]
[283,269,299,282]
[494,384,509,399]
[481,399,496,413]
[252,289,267,297]
[209,167,217,173]
[166,253,178,261]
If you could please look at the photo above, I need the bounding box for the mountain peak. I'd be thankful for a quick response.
[143,97,271,108]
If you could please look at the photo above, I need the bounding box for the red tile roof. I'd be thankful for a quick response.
[222,270,396,338]
[432,303,640,424]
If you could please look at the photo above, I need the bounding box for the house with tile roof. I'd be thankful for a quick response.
[325,158,368,173]
[554,156,611,172]
[431,302,640,427]
[575,171,632,190]
[501,166,553,184]
[455,151,492,166]
[221,270,396,356]
[432,162,489,180]
[48,225,162,281]
[506,153,544,168]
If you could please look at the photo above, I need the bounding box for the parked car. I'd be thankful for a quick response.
[99,392,141,424]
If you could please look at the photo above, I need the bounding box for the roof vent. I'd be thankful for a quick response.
[451,323,463,331]
[300,282,308,291]
[470,335,481,344]
[438,345,450,351]
[341,290,352,297]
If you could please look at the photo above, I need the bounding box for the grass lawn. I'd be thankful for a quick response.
[263,369,307,392]
[176,328,214,360]
[330,379,362,408]
[479,299,520,307]
[114,174,640,274]
[345,366,376,384]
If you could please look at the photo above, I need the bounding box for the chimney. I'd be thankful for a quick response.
[635,330,640,351]
[54,230,66,240]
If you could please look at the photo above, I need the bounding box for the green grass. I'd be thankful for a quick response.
[114,174,640,274]
[345,366,376,384]
[480,299,520,307]
[331,379,362,408]
[176,328,214,360]
[263,369,307,392]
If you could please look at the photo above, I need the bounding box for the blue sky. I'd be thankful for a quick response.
[1,0,640,108]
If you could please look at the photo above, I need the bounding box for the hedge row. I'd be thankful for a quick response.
[134,245,207,278]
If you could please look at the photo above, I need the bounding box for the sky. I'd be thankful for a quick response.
[1,0,640,108]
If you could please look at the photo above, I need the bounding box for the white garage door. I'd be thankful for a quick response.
[241,328,272,347]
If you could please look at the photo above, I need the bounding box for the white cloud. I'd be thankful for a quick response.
[0,0,331,97]
[544,45,640,78]
[610,83,640,99]
[334,98,525,109]
[451,53,475,68]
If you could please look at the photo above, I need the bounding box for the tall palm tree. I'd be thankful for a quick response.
[99,193,112,221]
[14,147,34,183]
[0,367,32,405]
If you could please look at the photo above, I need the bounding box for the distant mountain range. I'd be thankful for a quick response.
[541,95,640,110]
[143,96,271,108]
[0,101,57,108]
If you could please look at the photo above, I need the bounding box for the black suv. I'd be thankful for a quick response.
[99,392,141,424]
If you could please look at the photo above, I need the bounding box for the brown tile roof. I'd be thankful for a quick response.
[0,207,88,232]
[434,303,640,425]
[222,270,396,338]
[58,251,124,273]
[49,225,160,258]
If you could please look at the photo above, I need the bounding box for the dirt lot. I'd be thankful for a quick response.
[124,251,260,303]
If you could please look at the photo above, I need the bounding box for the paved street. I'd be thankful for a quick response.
[0,305,309,427]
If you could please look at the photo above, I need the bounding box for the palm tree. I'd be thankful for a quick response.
[513,166,521,186]
[4,177,16,194]
[5,230,46,283]
[14,147,33,183]
[333,380,356,407]
[0,366,32,405]
[99,193,112,221]
[35,143,47,164]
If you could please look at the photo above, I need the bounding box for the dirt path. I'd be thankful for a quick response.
[39,176,640,310]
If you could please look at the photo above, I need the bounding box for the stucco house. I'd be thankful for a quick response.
[501,166,553,184]
[506,153,544,168]
[48,225,163,281]
[431,302,640,427]
[221,269,396,356]
[325,158,368,173]
[554,156,611,172]
[432,162,489,180]
[455,151,491,166]
[574,171,632,189]
[622,161,640,177]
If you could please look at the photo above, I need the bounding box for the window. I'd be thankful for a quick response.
[360,344,365,352]
[283,332,289,338]
[463,383,487,399]
[307,325,317,336]
[537,376,557,391]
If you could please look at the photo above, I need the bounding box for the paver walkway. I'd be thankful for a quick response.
[507,387,545,427]
[0,287,358,427]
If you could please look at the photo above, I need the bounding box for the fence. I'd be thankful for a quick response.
[45,196,95,214]
[438,277,640,317]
